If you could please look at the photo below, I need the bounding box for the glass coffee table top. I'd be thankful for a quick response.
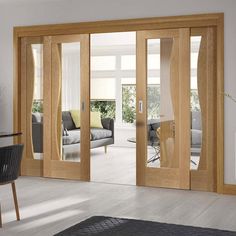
[0,132,22,138]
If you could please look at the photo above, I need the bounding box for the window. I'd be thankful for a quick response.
[147,85,160,120]
[121,82,160,123]
[91,100,116,120]
[121,55,135,70]
[91,56,116,71]
[122,85,136,123]
[91,78,116,100]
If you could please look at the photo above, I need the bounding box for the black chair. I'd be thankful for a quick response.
[0,144,24,227]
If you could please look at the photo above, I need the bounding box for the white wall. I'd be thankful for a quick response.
[0,0,235,184]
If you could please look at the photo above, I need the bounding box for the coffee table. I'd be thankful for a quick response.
[0,132,22,138]
[127,137,160,163]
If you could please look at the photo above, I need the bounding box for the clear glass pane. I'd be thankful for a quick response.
[147,38,176,168]
[121,55,136,70]
[191,53,199,69]
[190,36,202,170]
[148,54,160,70]
[91,56,116,71]
[31,44,43,160]
[91,78,116,100]
[61,42,81,162]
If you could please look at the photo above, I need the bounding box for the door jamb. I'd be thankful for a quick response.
[13,13,224,193]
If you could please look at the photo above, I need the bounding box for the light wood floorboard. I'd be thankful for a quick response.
[0,177,236,235]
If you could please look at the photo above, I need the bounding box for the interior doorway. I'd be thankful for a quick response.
[15,14,222,192]
[90,32,137,185]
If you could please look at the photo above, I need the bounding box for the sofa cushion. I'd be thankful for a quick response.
[91,111,103,128]
[70,110,81,128]
[91,128,112,141]
[63,129,81,145]
[62,111,76,130]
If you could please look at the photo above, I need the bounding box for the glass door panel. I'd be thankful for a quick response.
[147,37,178,169]
[43,34,90,180]
[190,28,217,192]
[57,42,81,163]
[21,37,44,177]
[136,29,190,189]
[190,36,202,170]
[31,44,44,161]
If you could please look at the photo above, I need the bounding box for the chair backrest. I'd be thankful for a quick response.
[0,144,24,183]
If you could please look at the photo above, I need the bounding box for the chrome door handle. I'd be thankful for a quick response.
[139,100,143,113]
[171,121,175,136]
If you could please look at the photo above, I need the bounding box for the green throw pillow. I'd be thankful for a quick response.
[70,110,103,128]
[70,110,80,128]
[91,111,103,128]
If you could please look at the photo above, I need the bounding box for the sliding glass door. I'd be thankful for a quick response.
[136,29,191,189]
[43,34,90,180]
[20,28,216,190]
[20,37,44,176]
[190,28,217,191]
[20,34,90,180]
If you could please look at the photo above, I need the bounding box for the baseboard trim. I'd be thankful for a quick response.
[223,184,236,195]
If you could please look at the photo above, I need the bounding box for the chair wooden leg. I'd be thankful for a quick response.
[11,182,20,221]
[0,202,2,228]
[104,145,107,154]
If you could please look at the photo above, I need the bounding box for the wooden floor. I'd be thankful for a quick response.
[91,146,136,185]
[0,177,236,235]
[84,146,199,185]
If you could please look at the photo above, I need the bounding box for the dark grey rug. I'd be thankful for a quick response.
[54,216,236,236]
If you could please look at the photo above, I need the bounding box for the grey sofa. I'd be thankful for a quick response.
[62,111,114,154]
[32,111,114,154]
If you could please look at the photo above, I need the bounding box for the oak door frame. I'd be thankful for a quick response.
[13,13,225,193]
